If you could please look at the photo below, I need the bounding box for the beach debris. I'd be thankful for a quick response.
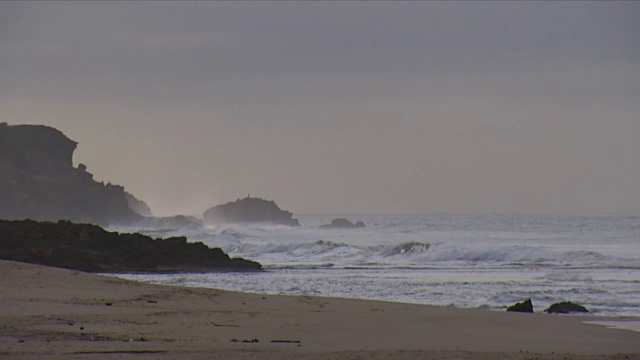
[507,298,534,313]
[231,338,259,343]
[544,301,589,314]
[86,335,112,342]
[270,340,301,344]
[105,302,113,306]
[146,300,158,304]
[212,322,240,327]
[125,337,148,342]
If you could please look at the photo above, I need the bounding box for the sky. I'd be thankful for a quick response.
[2,1,639,216]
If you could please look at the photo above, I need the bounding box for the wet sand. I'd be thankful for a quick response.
[1,260,639,360]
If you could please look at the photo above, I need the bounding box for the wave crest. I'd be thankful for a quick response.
[385,242,431,255]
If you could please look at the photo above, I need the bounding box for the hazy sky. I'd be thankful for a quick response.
[2,1,639,216]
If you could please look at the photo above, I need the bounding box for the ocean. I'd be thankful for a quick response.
[112,213,640,317]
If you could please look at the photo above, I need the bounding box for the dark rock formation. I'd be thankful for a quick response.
[320,218,366,229]
[0,124,143,226]
[125,192,153,217]
[507,299,534,313]
[544,301,589,314]
[203,196,300,226]
[0,219,261,272]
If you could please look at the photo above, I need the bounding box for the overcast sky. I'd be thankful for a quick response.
[2,1,639,216]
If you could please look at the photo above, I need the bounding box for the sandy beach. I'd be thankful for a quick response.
[1,260,639,360]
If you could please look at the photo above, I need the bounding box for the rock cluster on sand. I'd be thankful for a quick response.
[0,124,143,226]
[0,219,261,272]
[506,298,534,313]
[320,218,366,229]
[203,196,300,226]
[544,301,589,314]
[506,299,589,314]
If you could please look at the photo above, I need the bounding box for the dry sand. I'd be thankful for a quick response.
[1,260,639,360]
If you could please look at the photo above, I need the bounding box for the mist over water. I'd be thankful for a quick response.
[114,213,640,316]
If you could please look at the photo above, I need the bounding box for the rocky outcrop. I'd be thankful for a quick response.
[320,218,366,229]
[125,192,153,217]
[544,301,589,314]
[0,124,143,226]
[203,196,300,226]
[507,299,534,313]
[0,219,261,272]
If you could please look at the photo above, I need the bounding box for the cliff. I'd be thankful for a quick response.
[203,196,300,226]
[0,219,261,272]
[0,123,142,226]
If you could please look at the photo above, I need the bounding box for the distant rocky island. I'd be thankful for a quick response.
[0,219,261,272]
[203,196,300,226]
[320,218,366,229]
[0,123,300,232]
[0,123,144,226]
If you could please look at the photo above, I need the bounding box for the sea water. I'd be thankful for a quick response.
[112,214,640,317]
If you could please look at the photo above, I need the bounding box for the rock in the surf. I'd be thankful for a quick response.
[507,299,534,313]
[203,196,300,227]
[544,301,589,314]
[320,218,366,229]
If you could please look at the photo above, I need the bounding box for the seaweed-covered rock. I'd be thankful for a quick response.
[203,196,300,226]
[507,299,534,313]
[320,218,366,229]
[0,219,261,272]
[544,301,589,314]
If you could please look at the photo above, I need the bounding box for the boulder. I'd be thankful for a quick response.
[506,299,534,313]
[0,219,261,272]
[544,301,589,314]
[320,218,366,229]
[203,196,300,226]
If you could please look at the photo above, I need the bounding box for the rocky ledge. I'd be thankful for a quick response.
[203,196,300,227]
[0,219,261,272]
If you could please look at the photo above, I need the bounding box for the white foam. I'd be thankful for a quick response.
[109,213,640,317]
[585,320,640,333]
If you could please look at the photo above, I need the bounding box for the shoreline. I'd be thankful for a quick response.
[2,259,640,359]
[111,272,640,318]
